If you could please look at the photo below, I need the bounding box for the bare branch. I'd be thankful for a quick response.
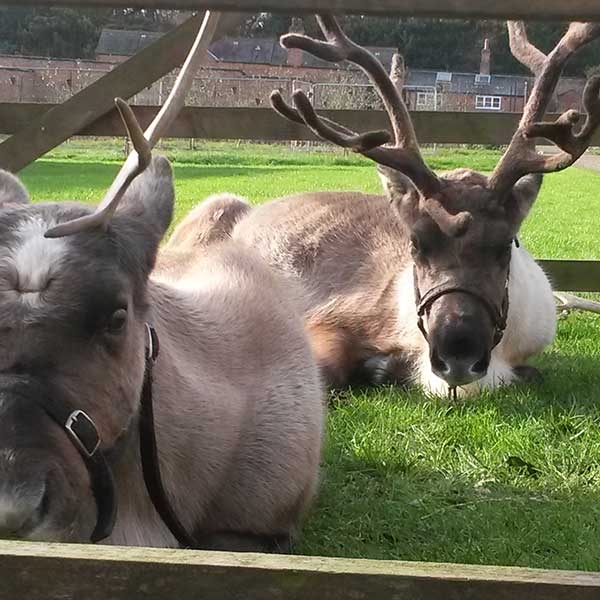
[555,292,600,314]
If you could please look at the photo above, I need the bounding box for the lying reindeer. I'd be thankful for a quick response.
[196,16,600,396]
[0,12,324,551]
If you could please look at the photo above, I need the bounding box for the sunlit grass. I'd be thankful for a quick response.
[21,141,600,570]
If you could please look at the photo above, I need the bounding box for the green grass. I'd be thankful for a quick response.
[21,141,600,570]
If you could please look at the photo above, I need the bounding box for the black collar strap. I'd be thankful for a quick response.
[138,323,198,548]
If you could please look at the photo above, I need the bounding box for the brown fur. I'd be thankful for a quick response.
[173,174,555,395]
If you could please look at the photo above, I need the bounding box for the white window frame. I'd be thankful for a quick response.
[416,91,434,108]
[436,71,452,83]
[475,95,502,110]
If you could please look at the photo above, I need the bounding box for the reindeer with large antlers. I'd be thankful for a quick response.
[192,15,600,395]
[0,12,324,550]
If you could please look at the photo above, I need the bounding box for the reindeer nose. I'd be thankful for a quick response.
[430,326,490,387]
[0,478,47,539]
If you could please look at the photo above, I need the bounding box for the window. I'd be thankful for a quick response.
[476,95,502,110]
[475,74,491,85]
[436,71,452,83]
[416,92,434,108]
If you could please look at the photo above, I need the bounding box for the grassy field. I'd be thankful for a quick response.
[21,141,600,571]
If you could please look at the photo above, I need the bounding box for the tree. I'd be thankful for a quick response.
[0,7,178,59]
[241,14,600,77]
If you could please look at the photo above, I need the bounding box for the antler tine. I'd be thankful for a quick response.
[45,11,222,239]
[271,89,390,150]
[422,196,473,238]
[490,21,600,196]
[507,21,548,76]
[273,13,441,196]
[288,90,391,151]
[115,98,152,172]
[271,89,443,193]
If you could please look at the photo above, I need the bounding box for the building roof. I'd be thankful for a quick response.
[95,28,163,56]
[94,28,530,96]
[94,28,396,69]
[209,36,397,70]
[406,70,528,97]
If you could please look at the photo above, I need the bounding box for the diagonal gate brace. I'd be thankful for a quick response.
[0,12,238,173]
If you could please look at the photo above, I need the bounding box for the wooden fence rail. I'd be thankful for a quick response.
[3,104,600,148]
[1,107,598,291]
[2,540,600,600]
[7,0,600,21]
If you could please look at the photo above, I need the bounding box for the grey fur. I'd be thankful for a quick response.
[0,159,324,548]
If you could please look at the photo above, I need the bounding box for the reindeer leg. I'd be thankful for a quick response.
[513,365,543,383]
[360,352,412,386]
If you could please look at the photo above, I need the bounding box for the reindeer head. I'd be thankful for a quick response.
[0,11,219,543]
[0,157,173,541]
[271,15,600,388]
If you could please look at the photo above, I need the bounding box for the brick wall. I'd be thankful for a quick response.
[0,53,587,114]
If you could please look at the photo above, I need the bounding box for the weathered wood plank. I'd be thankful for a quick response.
[539,259,600,293]
[0,540,599,600]
[3,105,596,147]
[0,14,209,173]
[7,0,600,21]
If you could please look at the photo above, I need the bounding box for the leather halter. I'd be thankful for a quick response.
[138,324,198,548]
[413,245,513,350]
[35,323,195,545]
[35,384,118,542]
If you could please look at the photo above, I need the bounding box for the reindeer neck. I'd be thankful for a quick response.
[106,280,217,548]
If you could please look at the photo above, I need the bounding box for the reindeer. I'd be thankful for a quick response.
[0,12,324,551]
[158,193,251,283]
[199,16,600,396]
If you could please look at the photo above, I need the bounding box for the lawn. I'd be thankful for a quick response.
[20,140,600,571]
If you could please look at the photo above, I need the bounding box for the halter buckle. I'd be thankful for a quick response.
[145,323,160,363]
[65,410,100,458]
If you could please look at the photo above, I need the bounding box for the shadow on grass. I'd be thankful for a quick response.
[297,346,600,569]
[297,456,600,571]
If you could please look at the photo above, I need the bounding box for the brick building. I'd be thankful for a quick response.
[0,24,586,113]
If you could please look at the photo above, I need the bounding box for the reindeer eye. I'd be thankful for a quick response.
[107,308,127,334]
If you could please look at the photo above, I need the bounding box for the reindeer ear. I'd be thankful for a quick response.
[509,173,543,226]
[110,156,174,276]
[377,165,420,223]
[116,155,174,238]
[0,170,30,206]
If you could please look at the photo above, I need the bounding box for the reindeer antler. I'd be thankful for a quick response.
[45,11,222,238]
[270,14,476,236]
[489,21,600,196]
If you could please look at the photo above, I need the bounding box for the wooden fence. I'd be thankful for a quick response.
[0,2,599,596]
[2,540,600,600]
[12,0,600,21]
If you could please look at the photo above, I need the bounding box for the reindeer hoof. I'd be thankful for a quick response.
[362,354,394,384]
[513,365,543,384]
[360,353,411,386]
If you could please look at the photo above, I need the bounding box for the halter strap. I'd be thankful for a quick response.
[413,256,511,350]
[138,324,198,548]
[34,385,117,542]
